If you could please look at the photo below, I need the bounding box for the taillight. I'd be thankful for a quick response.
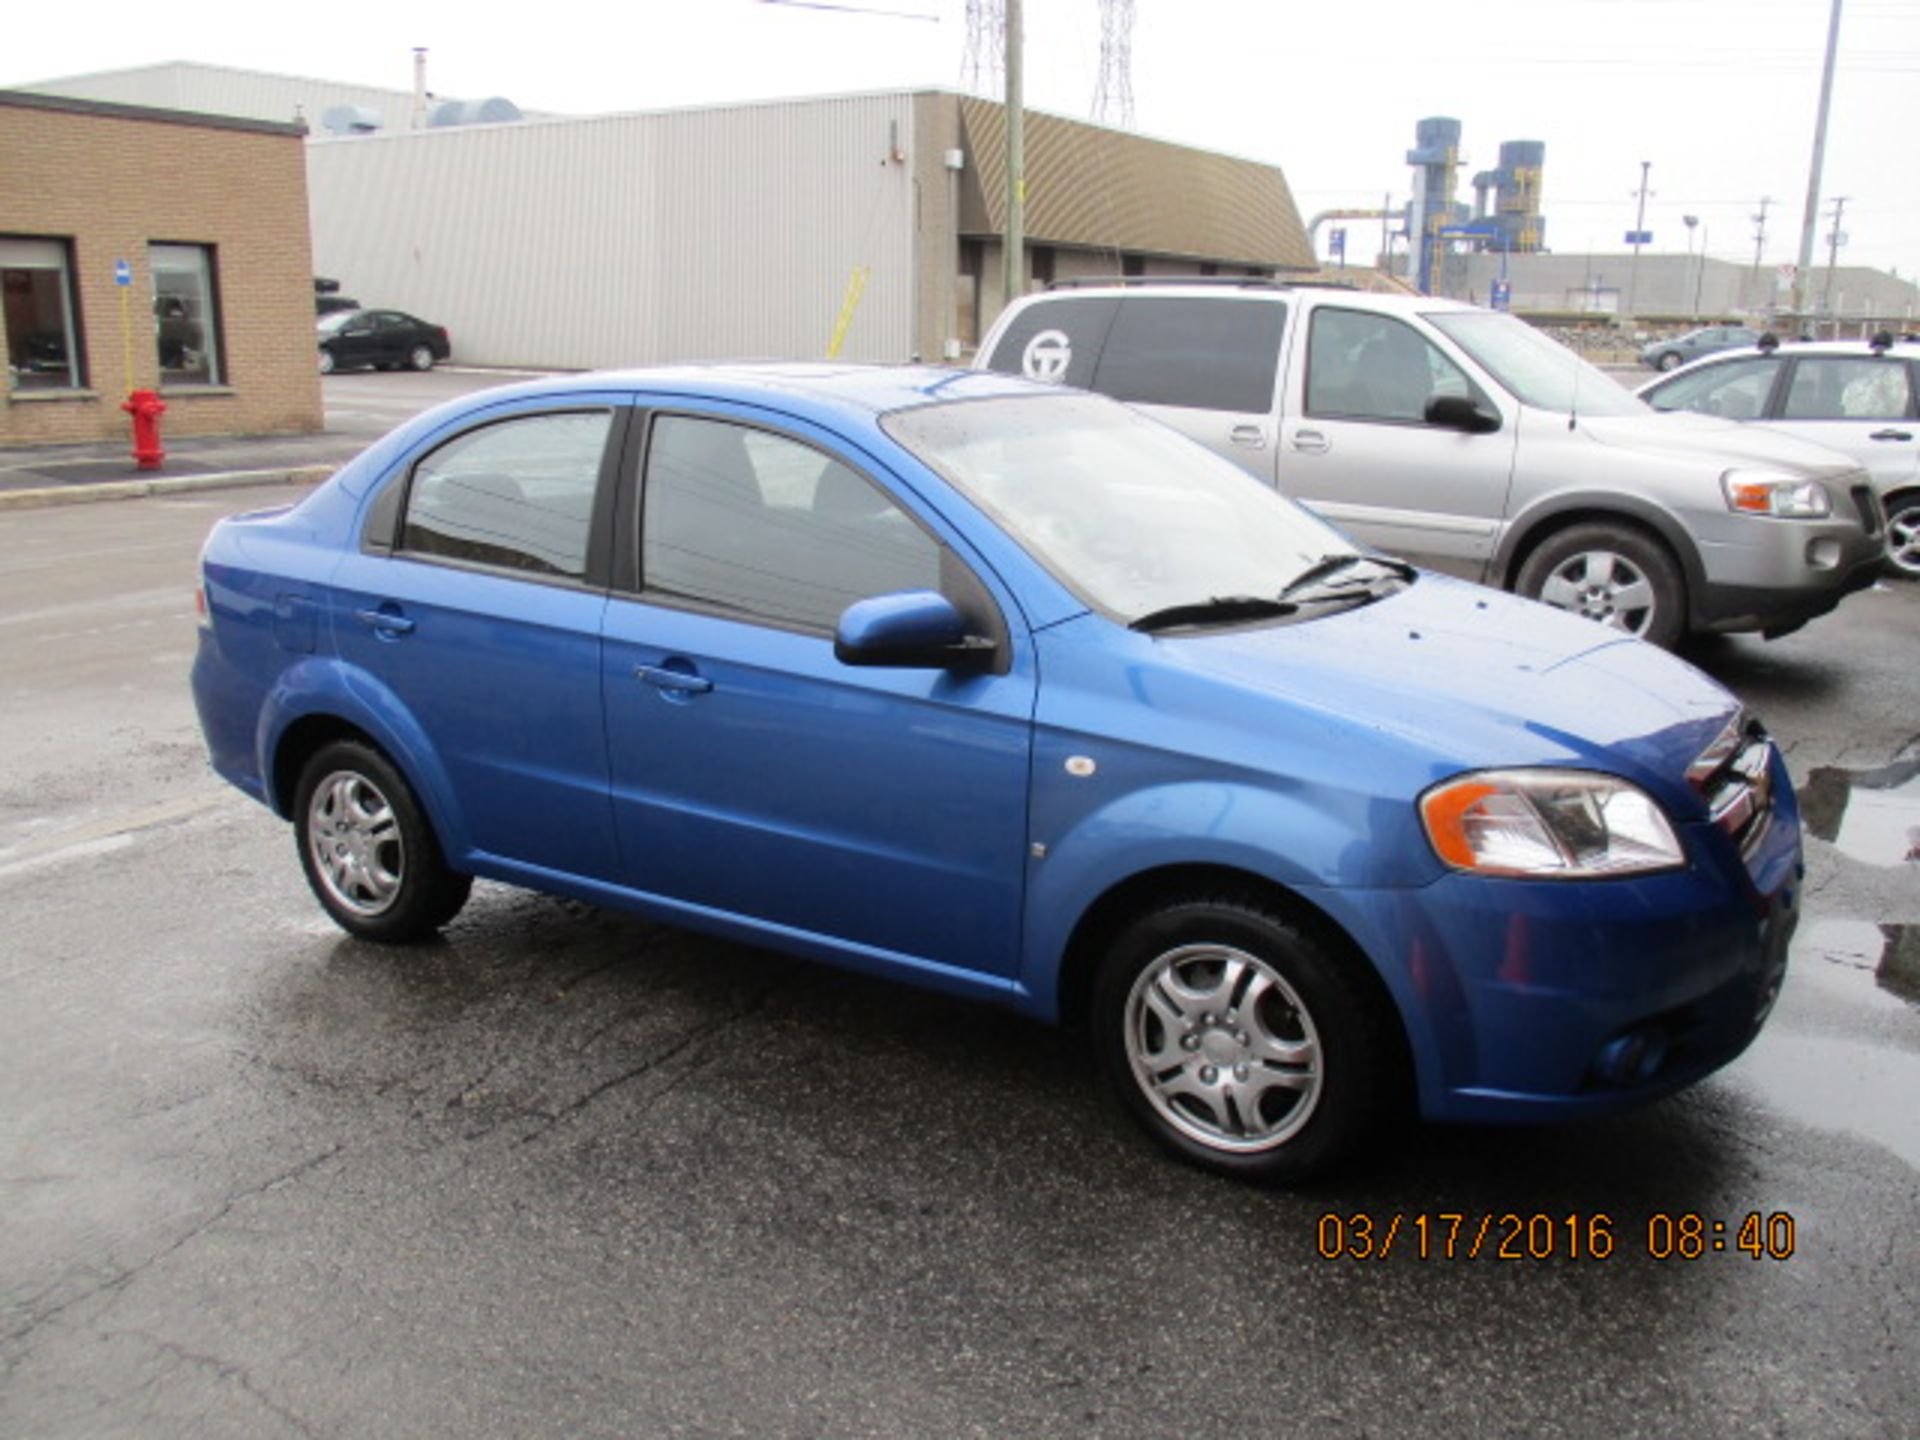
[195,582,209,627]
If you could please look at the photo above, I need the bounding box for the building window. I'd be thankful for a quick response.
[1121,254,1146,278]
[150,243,222,386]
[2,235,84,391]
[1031,245,1056,289]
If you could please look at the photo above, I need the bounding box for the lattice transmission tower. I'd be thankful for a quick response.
[1091,0,1135,128]
[962,0,1007,99]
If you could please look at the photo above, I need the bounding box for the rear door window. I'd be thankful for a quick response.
[1090,297,1286,414]
[1782,357,1915,420]
[982,297,1118,390]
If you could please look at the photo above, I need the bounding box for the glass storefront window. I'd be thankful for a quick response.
[2,235,83,391]
[150,243,222,386]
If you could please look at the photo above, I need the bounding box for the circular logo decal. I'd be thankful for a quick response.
[1022,329,1073,383]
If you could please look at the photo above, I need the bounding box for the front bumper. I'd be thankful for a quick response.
[1691,484,1888,634]
[1311,766,1803,1125]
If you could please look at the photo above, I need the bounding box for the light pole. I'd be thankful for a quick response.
[1790,0,1844,321]
[1625,161,1653,321]
[1684,215,1701,317]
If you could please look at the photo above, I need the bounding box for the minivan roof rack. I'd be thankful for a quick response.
[1042,275,1358,293]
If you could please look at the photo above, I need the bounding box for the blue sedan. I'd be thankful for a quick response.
[191,364,1800,1182]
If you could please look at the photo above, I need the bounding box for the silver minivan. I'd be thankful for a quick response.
[976,282,1887,648]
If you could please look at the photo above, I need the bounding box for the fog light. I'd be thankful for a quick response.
[1805,537,1841,569]
[1594,1029,1670,1086]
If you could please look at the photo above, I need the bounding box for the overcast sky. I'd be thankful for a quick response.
[8,0,1918,277]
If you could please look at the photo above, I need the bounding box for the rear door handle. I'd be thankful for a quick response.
[353,606,415,636]
[634,663,713,696]
[1291,429,1330,455]
[1868,429,1913,441]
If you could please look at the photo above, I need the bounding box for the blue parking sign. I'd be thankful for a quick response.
[113,259,132,287]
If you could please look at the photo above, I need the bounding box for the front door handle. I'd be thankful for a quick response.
[1869,429,1913,441]
[353,606,415,637]
[634,663,713,696]
[1291,429,1331,455]
[1230,425,1268,449]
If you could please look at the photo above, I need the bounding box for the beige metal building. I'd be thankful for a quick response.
[302,89,1314,370]
[1,90,322,444]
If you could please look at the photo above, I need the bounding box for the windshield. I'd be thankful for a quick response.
[1426,310,1646,417]
[883,393,1364,624]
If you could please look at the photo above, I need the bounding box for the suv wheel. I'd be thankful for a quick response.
[1093,896,1400,1183]
[1516,522,1686,648]
[1885,494,1920,579]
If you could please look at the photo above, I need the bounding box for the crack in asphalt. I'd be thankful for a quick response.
[0,1144,344,1354]
[114,1329,323,1439]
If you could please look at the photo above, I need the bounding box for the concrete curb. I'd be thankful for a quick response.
[0,465,335,513]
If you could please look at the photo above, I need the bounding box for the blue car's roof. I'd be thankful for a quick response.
[469,362,1046,428]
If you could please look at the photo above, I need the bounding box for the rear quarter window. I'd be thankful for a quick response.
[983,297,1118,390]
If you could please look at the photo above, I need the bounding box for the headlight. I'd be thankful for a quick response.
[1419,769,1683,878]
[1722,470,1831,518]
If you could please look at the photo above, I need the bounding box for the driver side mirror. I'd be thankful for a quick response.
[1425,395,1503,433]
[834,590,997,669]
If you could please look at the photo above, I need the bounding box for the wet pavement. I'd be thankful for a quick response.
[0,489,1915,1438]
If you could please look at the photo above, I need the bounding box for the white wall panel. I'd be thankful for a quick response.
[306,95,917,370]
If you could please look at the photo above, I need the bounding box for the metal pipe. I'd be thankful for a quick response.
[1001,0,1024,311]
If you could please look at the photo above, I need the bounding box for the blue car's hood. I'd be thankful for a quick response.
[1122,575,1739,819]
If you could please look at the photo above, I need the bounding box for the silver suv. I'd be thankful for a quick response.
[976,281,1887,648]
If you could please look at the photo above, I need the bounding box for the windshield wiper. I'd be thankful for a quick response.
[1129,595,1297,633]
[1277,552,1415,601]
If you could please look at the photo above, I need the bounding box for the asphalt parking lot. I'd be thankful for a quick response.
[0,378,1915,1437]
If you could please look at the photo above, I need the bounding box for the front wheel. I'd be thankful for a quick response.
[1515,522,1687,649]
[1092,897,1402,1184]
[1884,494,1920,579]
[408,344,436,372]
[293,740,471,942]
[317,348,336,375]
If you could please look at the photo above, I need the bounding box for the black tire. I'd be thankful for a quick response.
[1884,493,1920,580]
[1515,521,1687,649]
[1655,351,1683,371]
[1092,895,1403,1184]
[317,348,336,375]
[293,739,470,943]
[408,344,436,372]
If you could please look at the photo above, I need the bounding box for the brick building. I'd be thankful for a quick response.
[1,90,323,445]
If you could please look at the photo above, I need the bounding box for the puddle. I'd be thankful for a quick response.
[1796,918,1920,1008]
[1799,753,1920,867]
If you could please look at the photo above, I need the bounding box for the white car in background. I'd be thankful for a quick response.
[1639,335,1920,577]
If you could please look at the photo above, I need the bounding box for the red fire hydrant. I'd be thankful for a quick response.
[122,388,167,471]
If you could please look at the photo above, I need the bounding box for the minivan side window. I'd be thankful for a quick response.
[400,410,612,578]
[1306,308,1475,424]
[1090,297,1286,413]
[641,415,941,632]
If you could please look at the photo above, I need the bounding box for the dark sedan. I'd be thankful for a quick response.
[318,309,451,374]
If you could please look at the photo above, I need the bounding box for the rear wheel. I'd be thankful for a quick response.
[1885,494,1920,579]
[1092,896,1401,1183]
[293,740,470,942]
[1655,351,1683,371]
[409,344,436,372]
[1516,522,1687,649]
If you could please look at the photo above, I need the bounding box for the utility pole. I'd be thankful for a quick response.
[1625,160,1652,320]
[1002,0,1024,310]
[1822,195,1849,318]
[1748,195,1772,312]
[1790,0,1844,321]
